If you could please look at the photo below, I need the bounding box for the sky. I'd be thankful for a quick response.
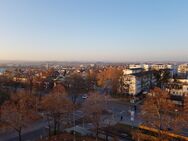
[0,0,188,62]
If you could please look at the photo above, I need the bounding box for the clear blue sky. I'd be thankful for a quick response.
[0,0,188,62]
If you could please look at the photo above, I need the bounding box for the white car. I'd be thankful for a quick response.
[82,94,88,99]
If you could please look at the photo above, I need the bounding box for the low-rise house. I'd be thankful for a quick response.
[13,77,27,83]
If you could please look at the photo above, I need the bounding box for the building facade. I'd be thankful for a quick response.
[178,64,188,74]
[166,80,188,105]
[121,69,156,95]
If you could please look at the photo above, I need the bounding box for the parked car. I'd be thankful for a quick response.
[82,94,88,99]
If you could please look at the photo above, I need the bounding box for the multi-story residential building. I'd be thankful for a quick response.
[166,81,188,105]
[121,69,156,95]
[151,64,177,78]
[178,64,188,74]
[123,68,143,75]
[177,78,188,84]
[121,74,141,95]
[151,64,172,70]
[129,64,142,69]
[142,64,151,71]
[0,68,6,75]
[166,83,188,97]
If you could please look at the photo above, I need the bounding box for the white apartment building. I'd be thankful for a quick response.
[178,64,188,74]
[142,64,151,71]
[123,68,143,75]
[121,69,156,95]
[129,64,142,69]
[151,64,173,70]
[166,81,188,105]
[128,64,151,71]
[151,64,177,77]
[166,83,188,97]
[0,68,5,75]
[121,74,141,95]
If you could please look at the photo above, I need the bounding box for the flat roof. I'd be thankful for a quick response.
[131,71,153,77]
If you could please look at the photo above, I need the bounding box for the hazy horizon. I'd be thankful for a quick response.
[0,59,187,64]
[0,0,188,62]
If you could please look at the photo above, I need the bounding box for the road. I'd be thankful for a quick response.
[1,98,186,141]
[101,100,142,127]
[0,109,86,141]
[0,120,48,141]
[0,99,133,141]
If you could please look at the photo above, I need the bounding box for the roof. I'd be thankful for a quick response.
[131,71,154,77]
[129,68,143,71]
[152,64,165,65]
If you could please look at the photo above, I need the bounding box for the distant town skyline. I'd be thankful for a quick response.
[0,0,188,62]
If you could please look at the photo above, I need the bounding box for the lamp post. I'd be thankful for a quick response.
[130,110,135,128]
[130,96,135,128]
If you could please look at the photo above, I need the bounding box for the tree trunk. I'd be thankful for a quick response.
[57,120,60,134]
[96,128,99,141]
[48,125,51,137]
[54,120,57,135]
[18,130,22,141]
[105,132,109,141]
[0,107,1,121]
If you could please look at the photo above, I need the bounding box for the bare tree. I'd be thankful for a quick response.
[137,87,186,141]
[41,88,73,136]
[82,93,108,140]
[0,89,10,120]
[65,73,87,104]
[183,96,188,122]
[26,69,34,95]
[97,67,122,95]
[1,91,37,141]
[86,70,98,92]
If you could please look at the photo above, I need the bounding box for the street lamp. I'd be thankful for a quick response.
[130,96,135,128]
[130,110,135,128]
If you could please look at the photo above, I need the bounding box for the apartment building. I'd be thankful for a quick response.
[121,68,156,95]
[129,64,142,69]
[178,64,188,74]
[151,64,173,70]
[166,83,188,97]
[123,68,143,75]
[128,64,152,71]
[142,64,151,71]
[166,81,188,105]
